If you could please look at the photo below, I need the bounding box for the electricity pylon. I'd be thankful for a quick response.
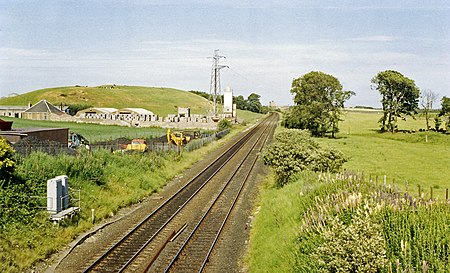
[209,49,228,117]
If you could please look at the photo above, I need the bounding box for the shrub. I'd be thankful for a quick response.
[218,118,232,131]
[263,129,346,186]
[0,137,15,187]
[312,209,388,272]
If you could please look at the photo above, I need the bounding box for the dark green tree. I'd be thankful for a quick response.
[371,70,420,132]
[439,96,450,131]
[260,106,270,114]
[283,71,353,137]
[234,95,247,110]
[246,93,262,113]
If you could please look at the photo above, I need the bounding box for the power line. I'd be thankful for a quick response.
[208,49,228,117]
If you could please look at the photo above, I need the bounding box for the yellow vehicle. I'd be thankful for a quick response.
[167,129,191,146]
[126,138,147,152]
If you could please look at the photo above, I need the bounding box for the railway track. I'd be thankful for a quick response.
[82,113,278,273]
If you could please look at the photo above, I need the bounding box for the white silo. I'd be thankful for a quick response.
[224,86,233,117]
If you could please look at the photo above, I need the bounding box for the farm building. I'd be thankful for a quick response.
[113,108,157,122]
[75,107,118,119]
[0,105,28,118]
[0,127,69,145]
[21,100,67,120]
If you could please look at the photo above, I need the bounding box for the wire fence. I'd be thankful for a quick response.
[13,129,231,156]
[13,137,76,156]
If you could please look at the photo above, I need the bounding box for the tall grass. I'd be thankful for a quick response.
[247,171,450,272]
[0,150,175,272]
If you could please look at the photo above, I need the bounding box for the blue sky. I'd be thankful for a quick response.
[0,1,449,107]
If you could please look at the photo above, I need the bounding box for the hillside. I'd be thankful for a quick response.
[0,85,211,117]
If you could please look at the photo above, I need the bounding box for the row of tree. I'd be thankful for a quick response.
[189,91,268,114]
[283,70,450,136]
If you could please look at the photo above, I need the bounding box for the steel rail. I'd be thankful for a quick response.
[163,114,276,272]
[198,115,276,272]
[82,115,273,272]
[117,125,255,272]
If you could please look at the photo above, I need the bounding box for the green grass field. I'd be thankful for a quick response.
[247,110,450,272]
[0,85,210,117]
[317,110,450,199]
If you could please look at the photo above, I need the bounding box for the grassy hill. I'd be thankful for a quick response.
[0,85,211,117]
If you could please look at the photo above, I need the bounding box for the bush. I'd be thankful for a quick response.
[296,175,450,272]
[262,129,346,186]
[312,209,388,272]
[218,119,232,131]
[0,137,15,187]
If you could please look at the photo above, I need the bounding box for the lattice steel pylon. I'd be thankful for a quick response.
[209,49,228,117]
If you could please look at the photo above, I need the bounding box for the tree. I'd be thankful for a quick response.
[420,90,439,130]
[439,96,450,131]
[234,95,246,110]
[283,71,353,137]
[246,93,262,113]
[371,70,420,132]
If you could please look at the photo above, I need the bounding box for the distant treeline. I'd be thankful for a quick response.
[189,90,272,114]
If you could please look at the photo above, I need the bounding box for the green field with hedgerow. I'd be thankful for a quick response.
[247,110,450,272]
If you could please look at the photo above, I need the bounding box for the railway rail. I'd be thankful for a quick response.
[82,113,278,273]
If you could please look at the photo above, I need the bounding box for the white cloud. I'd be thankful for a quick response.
[1,36,449,106]
[0,47,52,58]
[347,35,400,42]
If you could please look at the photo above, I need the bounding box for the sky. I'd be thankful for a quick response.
[0,0,449,107]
